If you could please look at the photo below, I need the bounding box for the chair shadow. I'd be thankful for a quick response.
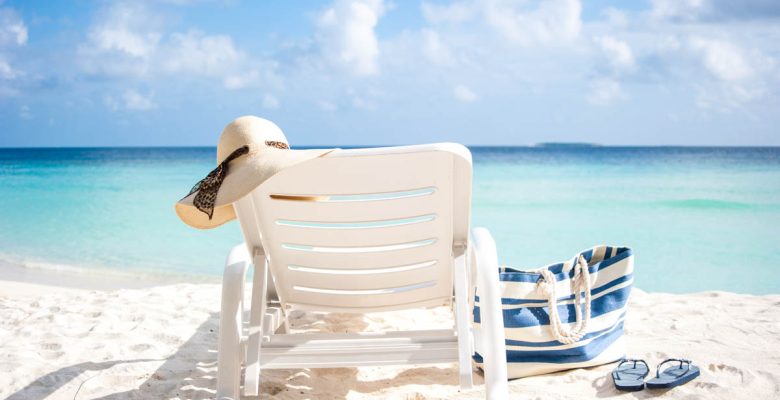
[247,310,473,399]
[93,312,222,400]
[5,359,163,400]
[5,312,222,400]
[256,364,472,399]
[7,309,469,399]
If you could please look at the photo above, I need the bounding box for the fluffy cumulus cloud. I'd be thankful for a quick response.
[316,0,386,76]
[587,35,634,104]
[0,58,15,79]
[0,7,27,46]
[89,6,159,58]
[78,3,163,77]
[78,2,271,92]
[0,6,27,86]
[420,29,456,66]
[687,36,775,110]
[163,31,243,75]
[689,37,754,82]
[482,0,582,44]
[595,35,635,72]
[161,30,253,89]
[583,1,779,110]
[422,0,582,45]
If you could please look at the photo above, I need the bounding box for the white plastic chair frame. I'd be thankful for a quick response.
[215,144,508,399]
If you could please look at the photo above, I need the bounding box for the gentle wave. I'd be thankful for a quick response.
[0,253,221,285]
[656,199,756,210]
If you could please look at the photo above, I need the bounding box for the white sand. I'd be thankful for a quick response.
[0,279,778,400]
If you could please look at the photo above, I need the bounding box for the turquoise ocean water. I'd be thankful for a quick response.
[0,146,778,294]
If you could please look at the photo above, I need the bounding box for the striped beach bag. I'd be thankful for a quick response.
[474,245,634,378]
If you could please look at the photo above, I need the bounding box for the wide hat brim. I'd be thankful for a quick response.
[175,147,333,229]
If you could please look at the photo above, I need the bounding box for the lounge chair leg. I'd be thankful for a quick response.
[454,252,474,390]
[471,228,509,400]
[243,253,269,397]
[217,244,249,400]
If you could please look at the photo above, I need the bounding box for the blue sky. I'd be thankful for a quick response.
[1,0,779,147]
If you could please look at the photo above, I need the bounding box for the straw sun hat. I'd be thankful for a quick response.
[175,116,334,229]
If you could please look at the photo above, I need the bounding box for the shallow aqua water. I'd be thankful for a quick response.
[0,147,778,294]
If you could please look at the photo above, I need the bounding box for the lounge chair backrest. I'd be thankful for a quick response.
[233,143,472,312]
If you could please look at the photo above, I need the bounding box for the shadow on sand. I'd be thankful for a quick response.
[8,310,470,399]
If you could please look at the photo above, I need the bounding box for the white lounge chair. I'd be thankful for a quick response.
[216,143,508,399]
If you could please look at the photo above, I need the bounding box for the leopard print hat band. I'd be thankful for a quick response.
[183,140,290,220]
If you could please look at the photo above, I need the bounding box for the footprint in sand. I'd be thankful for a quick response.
[130,343,153,352]
[153,333,181,345]
[708,363,748,385]
[40,342,62,351]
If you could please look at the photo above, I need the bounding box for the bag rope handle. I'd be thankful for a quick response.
[536,255,593,344]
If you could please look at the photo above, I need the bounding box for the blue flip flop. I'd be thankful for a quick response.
[611,359,649,391]
[646,358,700,389]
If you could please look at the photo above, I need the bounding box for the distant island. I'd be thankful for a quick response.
[534,142,602,148]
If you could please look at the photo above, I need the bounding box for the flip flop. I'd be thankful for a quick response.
[611,358,649,391]
[646,358,700,389]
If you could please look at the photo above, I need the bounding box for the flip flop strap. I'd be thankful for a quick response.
[656,358,692,378]
[614,358,649,380]
[537,255,592,344]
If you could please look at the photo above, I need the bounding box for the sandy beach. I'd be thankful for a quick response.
[1,274,777,400]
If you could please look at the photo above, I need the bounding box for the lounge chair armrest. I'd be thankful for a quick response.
[225,243,251,271]
[217,243,251,399]
[470,227,509,399]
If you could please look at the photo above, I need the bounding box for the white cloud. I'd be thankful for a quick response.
[316,0,386,76]
[124,89,157,110]
[482,0,582,44]
[163,30,244,76]
[223,71,259,90]
[687,37,776,111]
[87,3,161,58]
[78,3,162,77]
[422,0,583,45]
[421,29,455,66]
[79,3,275,92]
[603,7,629,28]
[0,8,27,46]
[421,1,474,24]
[0,57,15,79]
[262,93,280,109]
[689,37,753,81]
[0,7,26,84]
[453,84,477,102]
[106,89,157,111]
[595,35,635,71]
[587,78,624,105]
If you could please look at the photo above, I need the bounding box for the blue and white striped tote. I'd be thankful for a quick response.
[474,245,634,379]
